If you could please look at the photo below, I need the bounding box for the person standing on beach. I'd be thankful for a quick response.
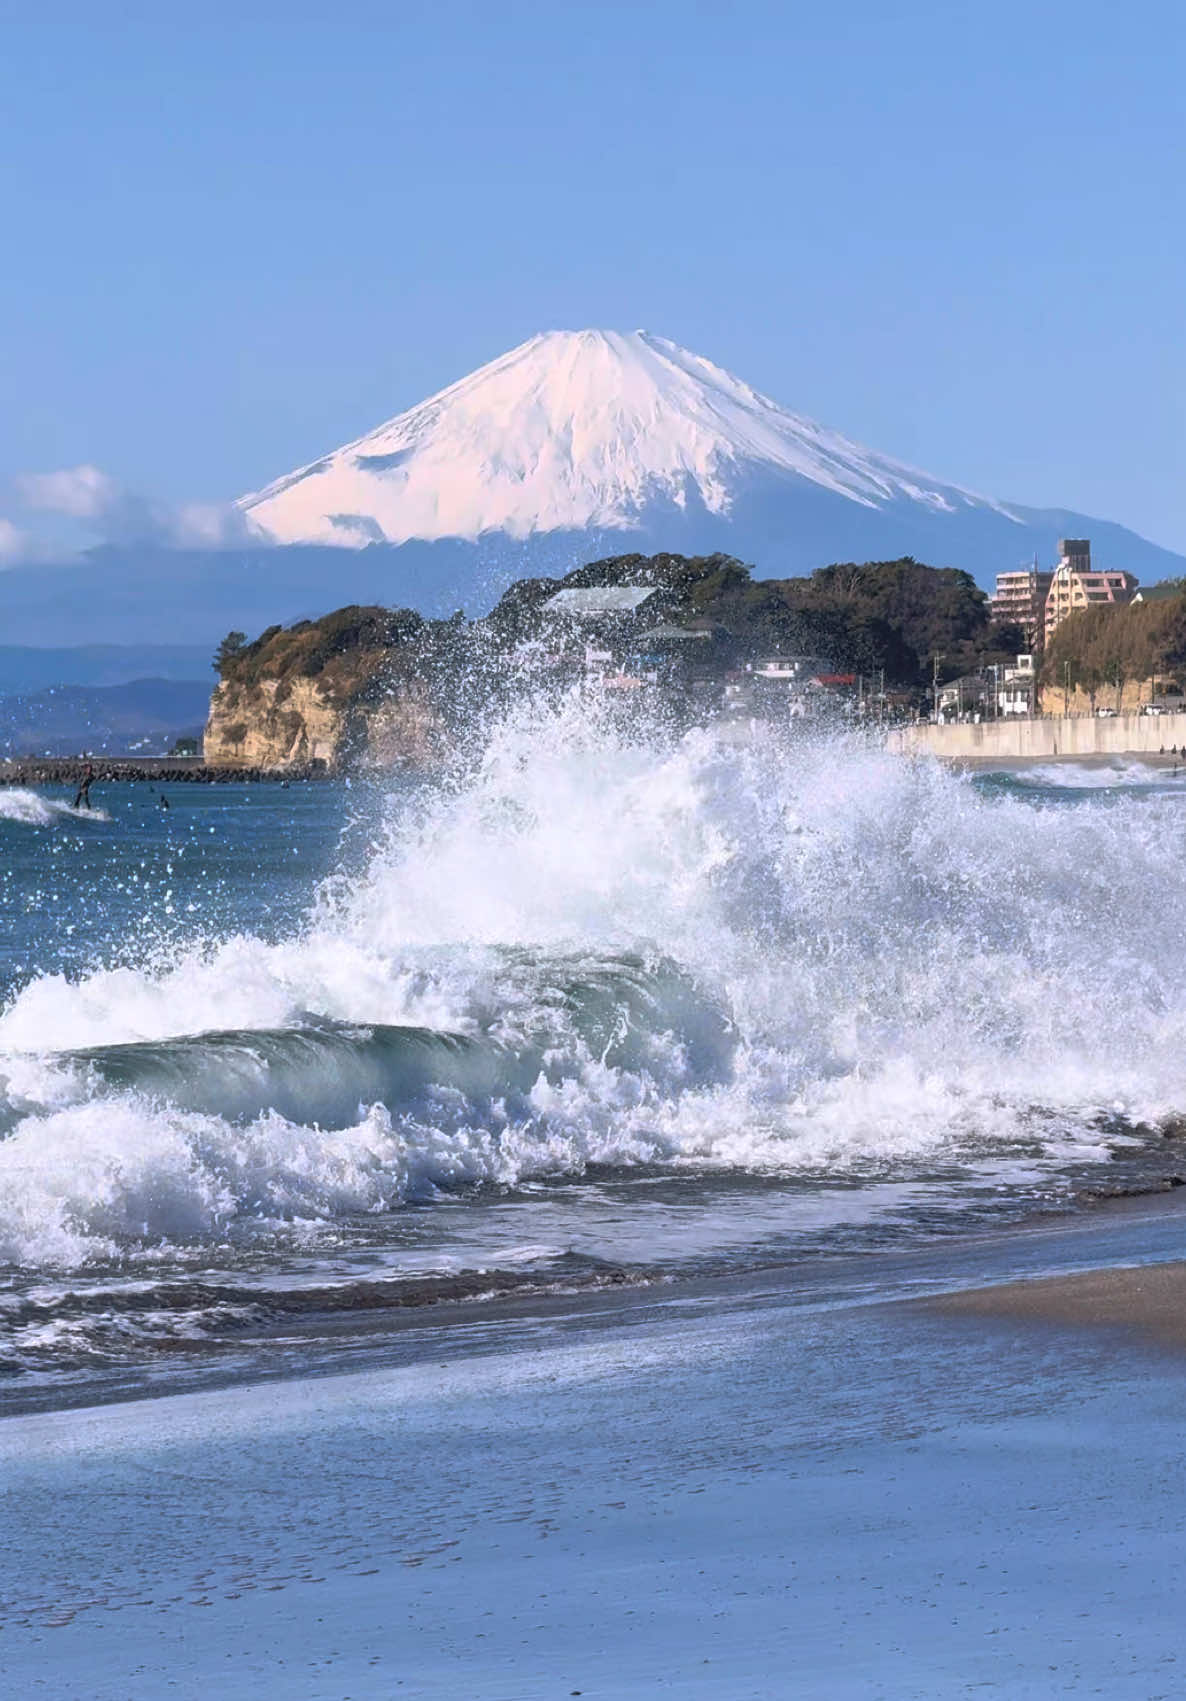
[72,761,95,810]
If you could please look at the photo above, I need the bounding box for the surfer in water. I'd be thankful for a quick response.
[72,762,95,811]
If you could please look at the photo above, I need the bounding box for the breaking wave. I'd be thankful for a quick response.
[1006,760,1186,791]
[3,692,1186,1270]
[0,788,111,827]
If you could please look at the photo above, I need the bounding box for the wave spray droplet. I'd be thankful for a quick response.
[2,694,1186,1274]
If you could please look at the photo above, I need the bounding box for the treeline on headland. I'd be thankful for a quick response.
[215,552,1014,700]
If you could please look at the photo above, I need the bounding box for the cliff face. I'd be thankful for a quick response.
[205,675,443,771]
[203,609,447,771]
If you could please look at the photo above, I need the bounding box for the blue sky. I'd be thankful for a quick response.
[1,0,1182,556]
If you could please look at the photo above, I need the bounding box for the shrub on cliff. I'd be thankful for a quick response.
[214,631,249,676]
[215,607,429,699]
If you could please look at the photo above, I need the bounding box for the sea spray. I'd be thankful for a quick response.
[2,693,1186,1272]
[0,789,111,827]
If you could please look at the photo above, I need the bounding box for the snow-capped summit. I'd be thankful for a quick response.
[2,333,1181,650]
[239,329,1014,548]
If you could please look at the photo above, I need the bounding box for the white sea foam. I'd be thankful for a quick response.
[0,788,111,827]
[3,696,1186,1268]
[1009,760,1184,790]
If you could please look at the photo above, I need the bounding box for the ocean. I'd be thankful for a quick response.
[3,703,1186,1413]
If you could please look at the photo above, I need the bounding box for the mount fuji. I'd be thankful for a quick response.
[239,329,1017,548]
[234,327,1186,609]
[3,330,1182,647]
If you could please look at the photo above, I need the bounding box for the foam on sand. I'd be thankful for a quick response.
[3,1215,1186,1699]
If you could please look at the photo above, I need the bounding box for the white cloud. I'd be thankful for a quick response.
[172,501,257,547]
[13,464,262,550]
[0,518,31,564]
[15,464,122,521]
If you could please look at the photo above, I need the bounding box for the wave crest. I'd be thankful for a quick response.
[3,698,1186,1268]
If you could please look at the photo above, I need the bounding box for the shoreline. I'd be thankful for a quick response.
[5,1187,1186,1698]
[890,705,1186,763]
[4,743,1183,787]
[8,1178,1186,1424]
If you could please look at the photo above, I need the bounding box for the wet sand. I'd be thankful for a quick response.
[6,1209,1186,1698]
[931,1258,1186,1352]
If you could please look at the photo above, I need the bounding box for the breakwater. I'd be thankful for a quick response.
[0,757,330,786]
[888,712,1186,762]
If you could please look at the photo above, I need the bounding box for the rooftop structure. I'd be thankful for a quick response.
[990,561,1053,645]
[750,655,835,683]
[1044,540,1138,640]
[633,624,712,645]
[541,586,660,619]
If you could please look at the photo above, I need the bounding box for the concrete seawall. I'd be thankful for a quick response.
[887,713,1186,761]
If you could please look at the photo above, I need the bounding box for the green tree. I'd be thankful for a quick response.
[214,630,248,676]
[786,558,989,662]
[1042,592,1186,711]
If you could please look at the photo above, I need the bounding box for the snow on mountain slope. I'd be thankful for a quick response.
[239,330,1020,548]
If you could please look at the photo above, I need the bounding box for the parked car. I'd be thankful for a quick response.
[1095,707,1118,717]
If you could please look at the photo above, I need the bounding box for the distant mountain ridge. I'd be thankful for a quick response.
[0,679,210,757]
[1,329,1182,646]
[0,645,212,693]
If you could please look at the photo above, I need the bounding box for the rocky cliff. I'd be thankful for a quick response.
[203,607,447,772]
